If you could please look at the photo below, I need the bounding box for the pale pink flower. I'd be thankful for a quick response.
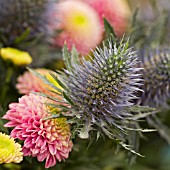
[46,0,103,55]
[83,0,131,36]
[3,93,73,168]
[16,68,62,97]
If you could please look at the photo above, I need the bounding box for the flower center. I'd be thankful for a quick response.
[0,137,14,153]
[73,15,87,26]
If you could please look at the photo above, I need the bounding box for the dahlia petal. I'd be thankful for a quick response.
[45,154,56,168]
[46,126,51,132]
[10,128,25,140]
[59,150,69,158]
[33,120,40,128]
[24,138,34,148]
[48,144,56,155]
[38,129,45,136]
[22,147,31,156]
[21,123,30,128]
[53,132,58,138]
[3,111,22,122]
[31,148,40,155]
[40,145,47,153]
[35,136,45,148]
[46,132,51,139]
[37,152,48,162]
[55,153,62,162]
[25,127,35,133]
[4,121,19,127]
[30,131,38,137]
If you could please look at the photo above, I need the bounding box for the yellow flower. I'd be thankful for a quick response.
[0,47,32,66]
[0,132,23,164]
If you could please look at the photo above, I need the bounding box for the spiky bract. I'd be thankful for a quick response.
[138,49,170,107]
[60,39,143,138]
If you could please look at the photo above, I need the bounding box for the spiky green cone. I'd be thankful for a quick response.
[0,0,47,46]
[138,49,170,107]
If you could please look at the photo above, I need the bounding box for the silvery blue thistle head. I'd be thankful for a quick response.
[138,49,170,107]
[52,38,147,144]
[64,40,142,127]
[32,38,155,154]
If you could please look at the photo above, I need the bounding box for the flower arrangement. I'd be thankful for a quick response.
[0,1,170,170]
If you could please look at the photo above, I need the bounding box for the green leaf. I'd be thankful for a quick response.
[130,7,139,27]
[63,91,74,105]
[126,105,158,120]
[71,46,80,65]
[44,102,70,111]
[63,44,72,72]
[147,115,170,144]
[14,28,31,45]
[119,142,144,157]
[27,67,63,94]
[32,91,66,104]
[103,18,116,40]
[128,105,157,113]
[122,126,156,132]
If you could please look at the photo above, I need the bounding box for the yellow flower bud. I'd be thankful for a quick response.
[0,47,32,66]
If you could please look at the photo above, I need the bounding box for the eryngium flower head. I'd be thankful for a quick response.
[3,93,73,168]
[64,40,142,132]
[0,132,23,164]
[138,49,170,107]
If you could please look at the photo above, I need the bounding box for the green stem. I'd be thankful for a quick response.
[0,67,14,105]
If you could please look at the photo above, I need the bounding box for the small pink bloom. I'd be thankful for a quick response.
[83,0,131,36]
[16,68,62,97]
[46,0,103,55]
[3,93,73,168]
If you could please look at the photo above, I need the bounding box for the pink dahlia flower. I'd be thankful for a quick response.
[3,93,73,168]
[83,0,131,37]
[16,68,62,97]
[46,0,103,55]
